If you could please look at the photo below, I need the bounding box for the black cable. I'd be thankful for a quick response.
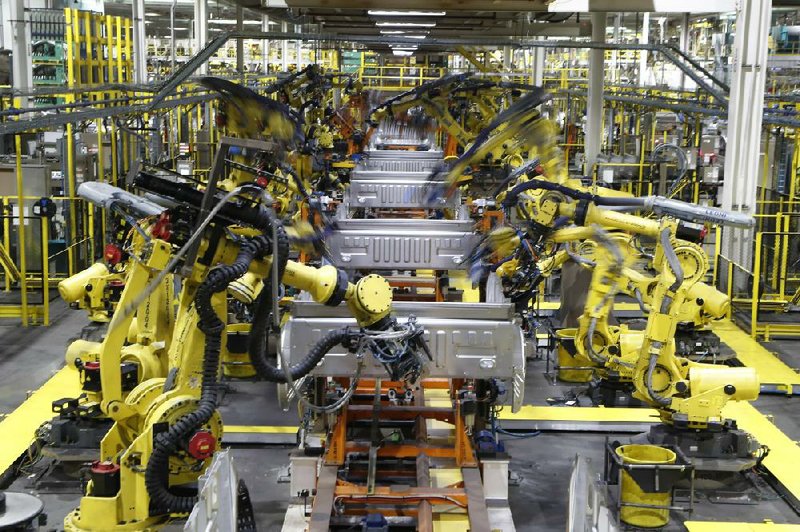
[145,234,270,514]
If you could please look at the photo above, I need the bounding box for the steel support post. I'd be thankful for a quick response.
[680,13,690,89]
[170,0,177,74]
[295,24,302,69]
[236,5,244,74]
[10,0,31,109]
[639,12,650,86]
[262,15,270,73]
[532,39,545,86]
[281,22,289,71]
[194,0,208,75]
[721,0,772,269]
[612,13,621,83]
[131,0,147,83]
[585,12,605,171]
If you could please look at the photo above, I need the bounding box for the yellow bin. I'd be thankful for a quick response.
[556,328,593,382]
[616,444,676,528]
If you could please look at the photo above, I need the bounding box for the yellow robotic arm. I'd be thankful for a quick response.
[64,183,409,530]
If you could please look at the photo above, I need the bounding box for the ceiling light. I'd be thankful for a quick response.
[369,10,445,16]
[403,35,427,39]
[376,22,436,28]
[380,30,405,34]
[393,50,414,56]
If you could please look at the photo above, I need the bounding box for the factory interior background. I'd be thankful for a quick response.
[1,0,800,530]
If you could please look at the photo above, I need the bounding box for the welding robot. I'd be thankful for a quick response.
[429,97,763,466]
[60,164,436,531]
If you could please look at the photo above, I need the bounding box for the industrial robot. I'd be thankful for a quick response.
[61,166,432,529]
[428,94,763,467]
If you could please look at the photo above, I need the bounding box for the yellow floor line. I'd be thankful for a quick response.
[498,405,659,423]
[713,320,800,391]
[225,425,297,434]
[685,521,800,531]
[0,366,79,475]
[723,401,800,501]
[536,301,642,312]
[501,403,800,503]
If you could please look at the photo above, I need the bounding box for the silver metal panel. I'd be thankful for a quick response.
[363,149,444,160]
[350,169,432,181]
[280,301,525,412]
[346,167,455,209]
[327,219,479,270]
[291,301,514,320]
[360,150,444,173]
[281,302,526,399]
[346,178,458,209]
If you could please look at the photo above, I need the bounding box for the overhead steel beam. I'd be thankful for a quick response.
[142,31,731,111]
[557,88,800,128]
[284,0,736,11]
[0,94,215,135]
[3,30,747,133]
[321,23,590,38]
[546,0,737,11]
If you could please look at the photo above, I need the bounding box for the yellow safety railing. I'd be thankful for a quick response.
[716,229,800,340]
[358,65,447,91]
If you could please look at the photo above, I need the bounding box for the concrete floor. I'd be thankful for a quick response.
[2,303,800,530]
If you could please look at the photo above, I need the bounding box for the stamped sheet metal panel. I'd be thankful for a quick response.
[346,176,459,210]
[361,149,444,173]
[327,219,480,270]
[282,302,525,380]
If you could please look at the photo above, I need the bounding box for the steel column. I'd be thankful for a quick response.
[295,24,302,69]
[9,0,31,108]
[679,13,690,89]
[611,13,621,84]
[639,12,650,86]
[281,22,289,71]
[532,39,544,86]
[170,0,177,74]
[585,12,605,171]
[194,0,208,75]
[236,5,244,74]
[131,0,147,83]
[721,0,772,268]
[262,15,270,73]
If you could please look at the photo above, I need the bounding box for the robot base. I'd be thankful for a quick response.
[640,422,762,472]
[588,379,646,408]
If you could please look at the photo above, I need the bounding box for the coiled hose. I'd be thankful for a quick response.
[145,235,270,514]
